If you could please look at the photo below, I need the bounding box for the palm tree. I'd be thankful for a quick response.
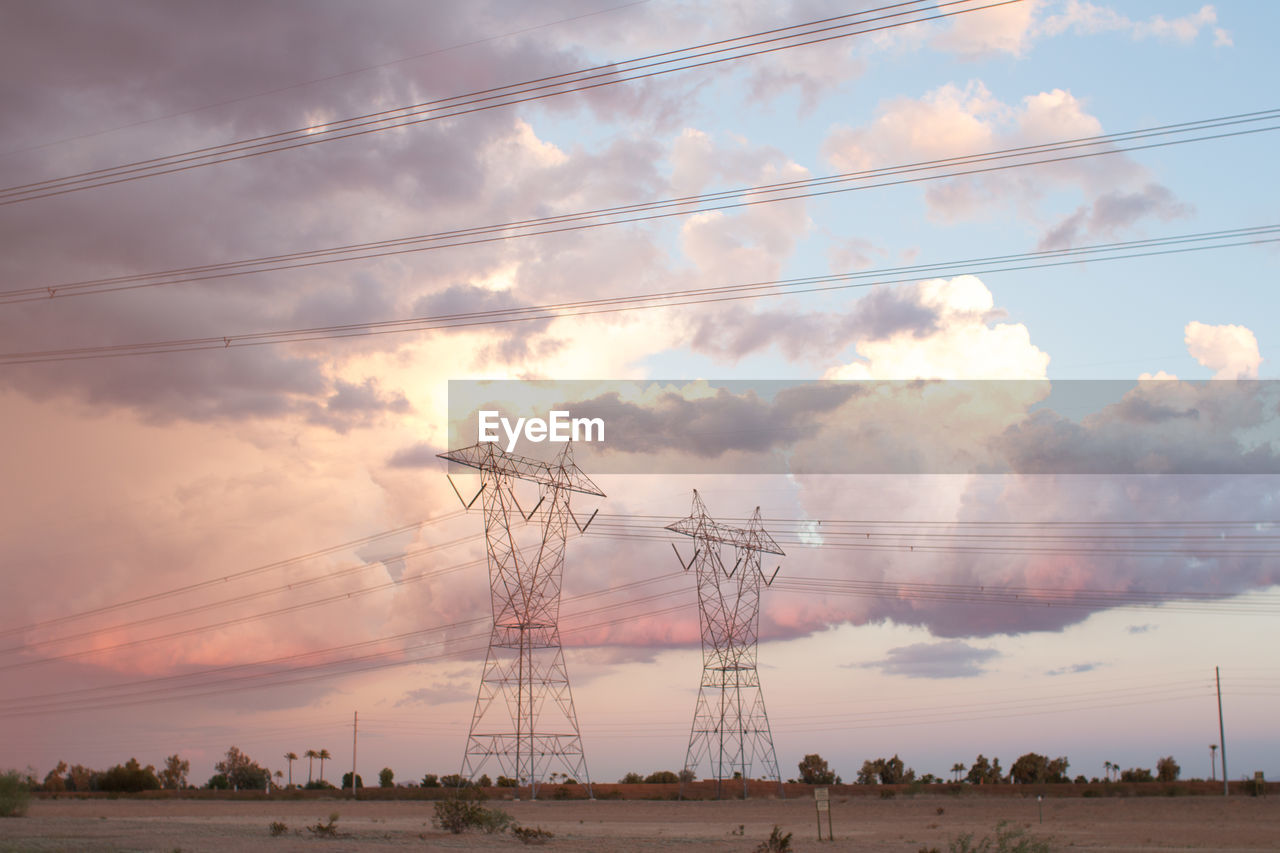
[284,752,298,788]
[951,763,965,783]
[318,748,332,783]
[273,770,283,791]
[305,749,319,785]
[1209,745,1218,782]
[1103,760,1112,782]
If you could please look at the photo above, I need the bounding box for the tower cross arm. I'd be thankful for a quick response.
[438,442,605,497]
[665,516,785,556]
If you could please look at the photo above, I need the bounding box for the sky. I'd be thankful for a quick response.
[1,0,1277,789]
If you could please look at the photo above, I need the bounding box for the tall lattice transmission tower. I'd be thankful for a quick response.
[439,441,602,797]
[668,490,784,798]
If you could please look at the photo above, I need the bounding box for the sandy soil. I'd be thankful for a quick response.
[1,793,1277,852]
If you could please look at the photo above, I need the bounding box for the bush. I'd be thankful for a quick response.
[340,772,363,789]
[619,772,643,784]
[268,821,288,836]
[378,767,394,788]
[496,775,519,787]
[754,825,793,853]
[644,770,679,784]
[308,813,341,838]
[512,824,554,845]
[432,797,485,834]
[421,774,440,788]
[477,807,513,834]
[0,770,31,818]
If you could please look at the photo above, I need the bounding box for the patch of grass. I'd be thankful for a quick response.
[268,820,288,836]
[947,820,1050,853]
[754,824,793,853]
[0,771,31,818]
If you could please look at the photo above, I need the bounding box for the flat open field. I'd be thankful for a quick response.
[1,794,1278,853]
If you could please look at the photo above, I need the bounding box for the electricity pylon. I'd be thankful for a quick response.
[439,441,602,798]
[668,490,784,799]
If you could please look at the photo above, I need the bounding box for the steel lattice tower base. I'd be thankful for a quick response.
[439,441,603,798]
[668,490,784,799]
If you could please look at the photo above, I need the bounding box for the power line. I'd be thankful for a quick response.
[0,0,1015,205]
[0,586,695,718]
[6,110,1276,304]
[0,531,482,657]
[0,0,652,160]
[0,574,685,712]
[3,224,1277,364]
[8,507,1276,668]
[0,511,463,639]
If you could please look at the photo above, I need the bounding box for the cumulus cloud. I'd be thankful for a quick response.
[931,1,1233,58]
[932,0,1040,58]
[822,82,1190,247]
[826,276,1048,380]
[1038,2,1228,45]
[689,274,1031,370]
[1185,321,1262,379]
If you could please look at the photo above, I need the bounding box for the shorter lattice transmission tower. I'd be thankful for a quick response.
[668,490,784,798]
[439,441,602,797]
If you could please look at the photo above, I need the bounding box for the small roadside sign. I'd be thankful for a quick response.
[814,787,833,840]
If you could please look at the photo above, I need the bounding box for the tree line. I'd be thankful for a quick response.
[796,753,1184,785]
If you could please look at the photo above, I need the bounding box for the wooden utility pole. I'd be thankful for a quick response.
[1216,667,1228,797]
[351,711,359,800]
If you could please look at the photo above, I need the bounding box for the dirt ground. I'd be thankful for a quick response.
[1,793,1277,852]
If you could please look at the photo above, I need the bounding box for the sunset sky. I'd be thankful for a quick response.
[1,0,1277,789]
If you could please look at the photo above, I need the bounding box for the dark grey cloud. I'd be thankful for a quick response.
[688,281,970,361]
[998,383,1280,475]
[555,383,859,458]
[0,1,676,420]
[1039,183,1193,251]
[395,681,473,707]
[1046,662,1102,676]
[306,378,411,433]
[854,640,1000,679]
[387,442,442,469]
